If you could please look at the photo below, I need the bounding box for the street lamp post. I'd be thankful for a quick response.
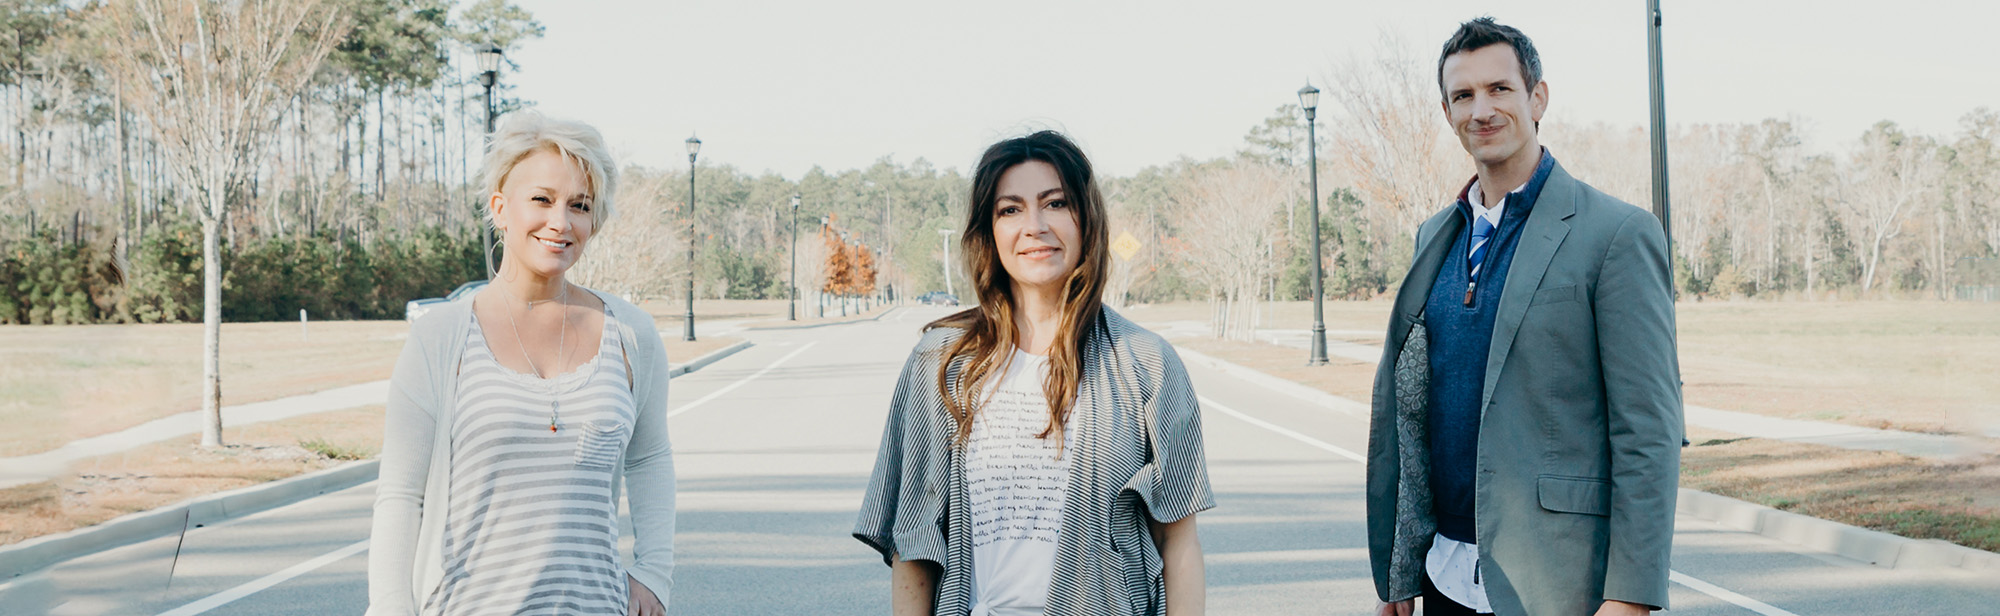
[789,193,801,320]
[821,215,831,317]
[476,44,503,279]
[1646,0,1676,297]
[684,134,702,341]
[1299,82,1329,366]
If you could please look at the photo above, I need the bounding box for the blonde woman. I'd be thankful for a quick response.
[856,130,1214,616]
[367,112,674,616]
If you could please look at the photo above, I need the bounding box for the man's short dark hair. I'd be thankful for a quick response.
[1437,17,1542,100]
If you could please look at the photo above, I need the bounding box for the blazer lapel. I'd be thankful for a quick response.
[1479,163,1577,417]
[1388,212,1464,352]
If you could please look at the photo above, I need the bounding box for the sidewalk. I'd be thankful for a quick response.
[0,333,753,491]
[1143,321,1992,459]
[0,381,388,491]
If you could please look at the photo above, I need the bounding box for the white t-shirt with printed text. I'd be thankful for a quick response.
[967,349,1074,616]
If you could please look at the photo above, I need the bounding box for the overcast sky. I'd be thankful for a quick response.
[495,0,1995,179]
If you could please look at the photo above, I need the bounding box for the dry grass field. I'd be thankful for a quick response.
[0,320,409,458]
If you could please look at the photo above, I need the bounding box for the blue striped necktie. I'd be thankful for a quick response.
[1464,215,1495,306]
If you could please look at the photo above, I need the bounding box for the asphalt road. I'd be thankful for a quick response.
[10,305,1998,615]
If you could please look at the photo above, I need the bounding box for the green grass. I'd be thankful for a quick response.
[298,437,375,461]
[1852,508,2000,552]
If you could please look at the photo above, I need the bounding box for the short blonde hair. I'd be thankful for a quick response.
[481,111,619,232]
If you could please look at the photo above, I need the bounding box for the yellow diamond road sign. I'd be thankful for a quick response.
[1111,231,1142,261]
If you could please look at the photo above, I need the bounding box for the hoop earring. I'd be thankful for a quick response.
[487,238,504,279]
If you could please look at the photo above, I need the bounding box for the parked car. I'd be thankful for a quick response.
[916,291,960,306]
[405,280,488,323]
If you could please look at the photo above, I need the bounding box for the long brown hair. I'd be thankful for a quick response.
[928,130,1110,446]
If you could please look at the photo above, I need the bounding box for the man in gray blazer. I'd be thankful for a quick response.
[1366,17,1683,616]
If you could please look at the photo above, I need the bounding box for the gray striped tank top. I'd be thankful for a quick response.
[424,307,634,616]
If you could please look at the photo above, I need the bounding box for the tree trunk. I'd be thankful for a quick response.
[376,91,386,204]
[201,212,225,448]
[1863,228,1887,294]
[117,89,132,254]
[1804,218,1817,300]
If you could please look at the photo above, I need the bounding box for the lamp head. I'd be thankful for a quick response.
[1297,82,1320,112]
[476,44,503,75]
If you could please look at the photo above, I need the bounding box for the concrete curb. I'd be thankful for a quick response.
[0,459,380,581]
[1172,341,2000,572]
[1677,489,1999,571]
[745,306,900,331]
[670,339,754,377]
[0,338,757,583]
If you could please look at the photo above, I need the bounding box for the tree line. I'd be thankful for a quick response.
[2,9,1994,338]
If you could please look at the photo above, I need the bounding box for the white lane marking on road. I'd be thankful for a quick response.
[1199,395,1365,463]
[668,342,819,418]
[1204,393,1804,616]
[155,539,368,616]
[1669,571,1802,616]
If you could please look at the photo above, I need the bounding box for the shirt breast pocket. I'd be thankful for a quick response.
[573,419,630,471]
[1529,284,1581,307]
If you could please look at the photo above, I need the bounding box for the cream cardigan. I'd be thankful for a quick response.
[365,288,676,615]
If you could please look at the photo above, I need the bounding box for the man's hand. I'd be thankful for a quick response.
[1375,600,1413,616]
[1593,599,1653,616]
[628,574,664,616]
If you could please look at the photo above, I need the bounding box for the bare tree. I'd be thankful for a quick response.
[104,0,346,447]
[1172,161,1288,341]
[1846,122,1941,294]
[568,167,685,301]
[1320,33,1461,243]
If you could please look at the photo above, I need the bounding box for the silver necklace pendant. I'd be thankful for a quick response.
[550,398,562,433]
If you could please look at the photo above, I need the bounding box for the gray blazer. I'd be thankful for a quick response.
[1365,161,1683,614]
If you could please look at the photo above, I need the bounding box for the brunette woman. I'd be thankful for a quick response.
[856,130,1213,616]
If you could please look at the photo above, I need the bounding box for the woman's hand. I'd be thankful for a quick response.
[628,574,664,616]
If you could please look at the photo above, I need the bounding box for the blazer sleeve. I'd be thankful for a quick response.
[1593,210,1684,610]
[853,340,948,567]
[622,319,676,610]
[1136,343,1217,524]
[365,327,442,616]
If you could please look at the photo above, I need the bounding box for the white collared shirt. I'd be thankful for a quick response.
[1427,535,1493,612]
[1467,178,1511,234]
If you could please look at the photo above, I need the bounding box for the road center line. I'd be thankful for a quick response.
[155,539,368,616]
[668,342,819,418]
[1201,392,1800,615]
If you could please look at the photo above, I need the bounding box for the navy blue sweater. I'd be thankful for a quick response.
[1425,150,1556,544]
